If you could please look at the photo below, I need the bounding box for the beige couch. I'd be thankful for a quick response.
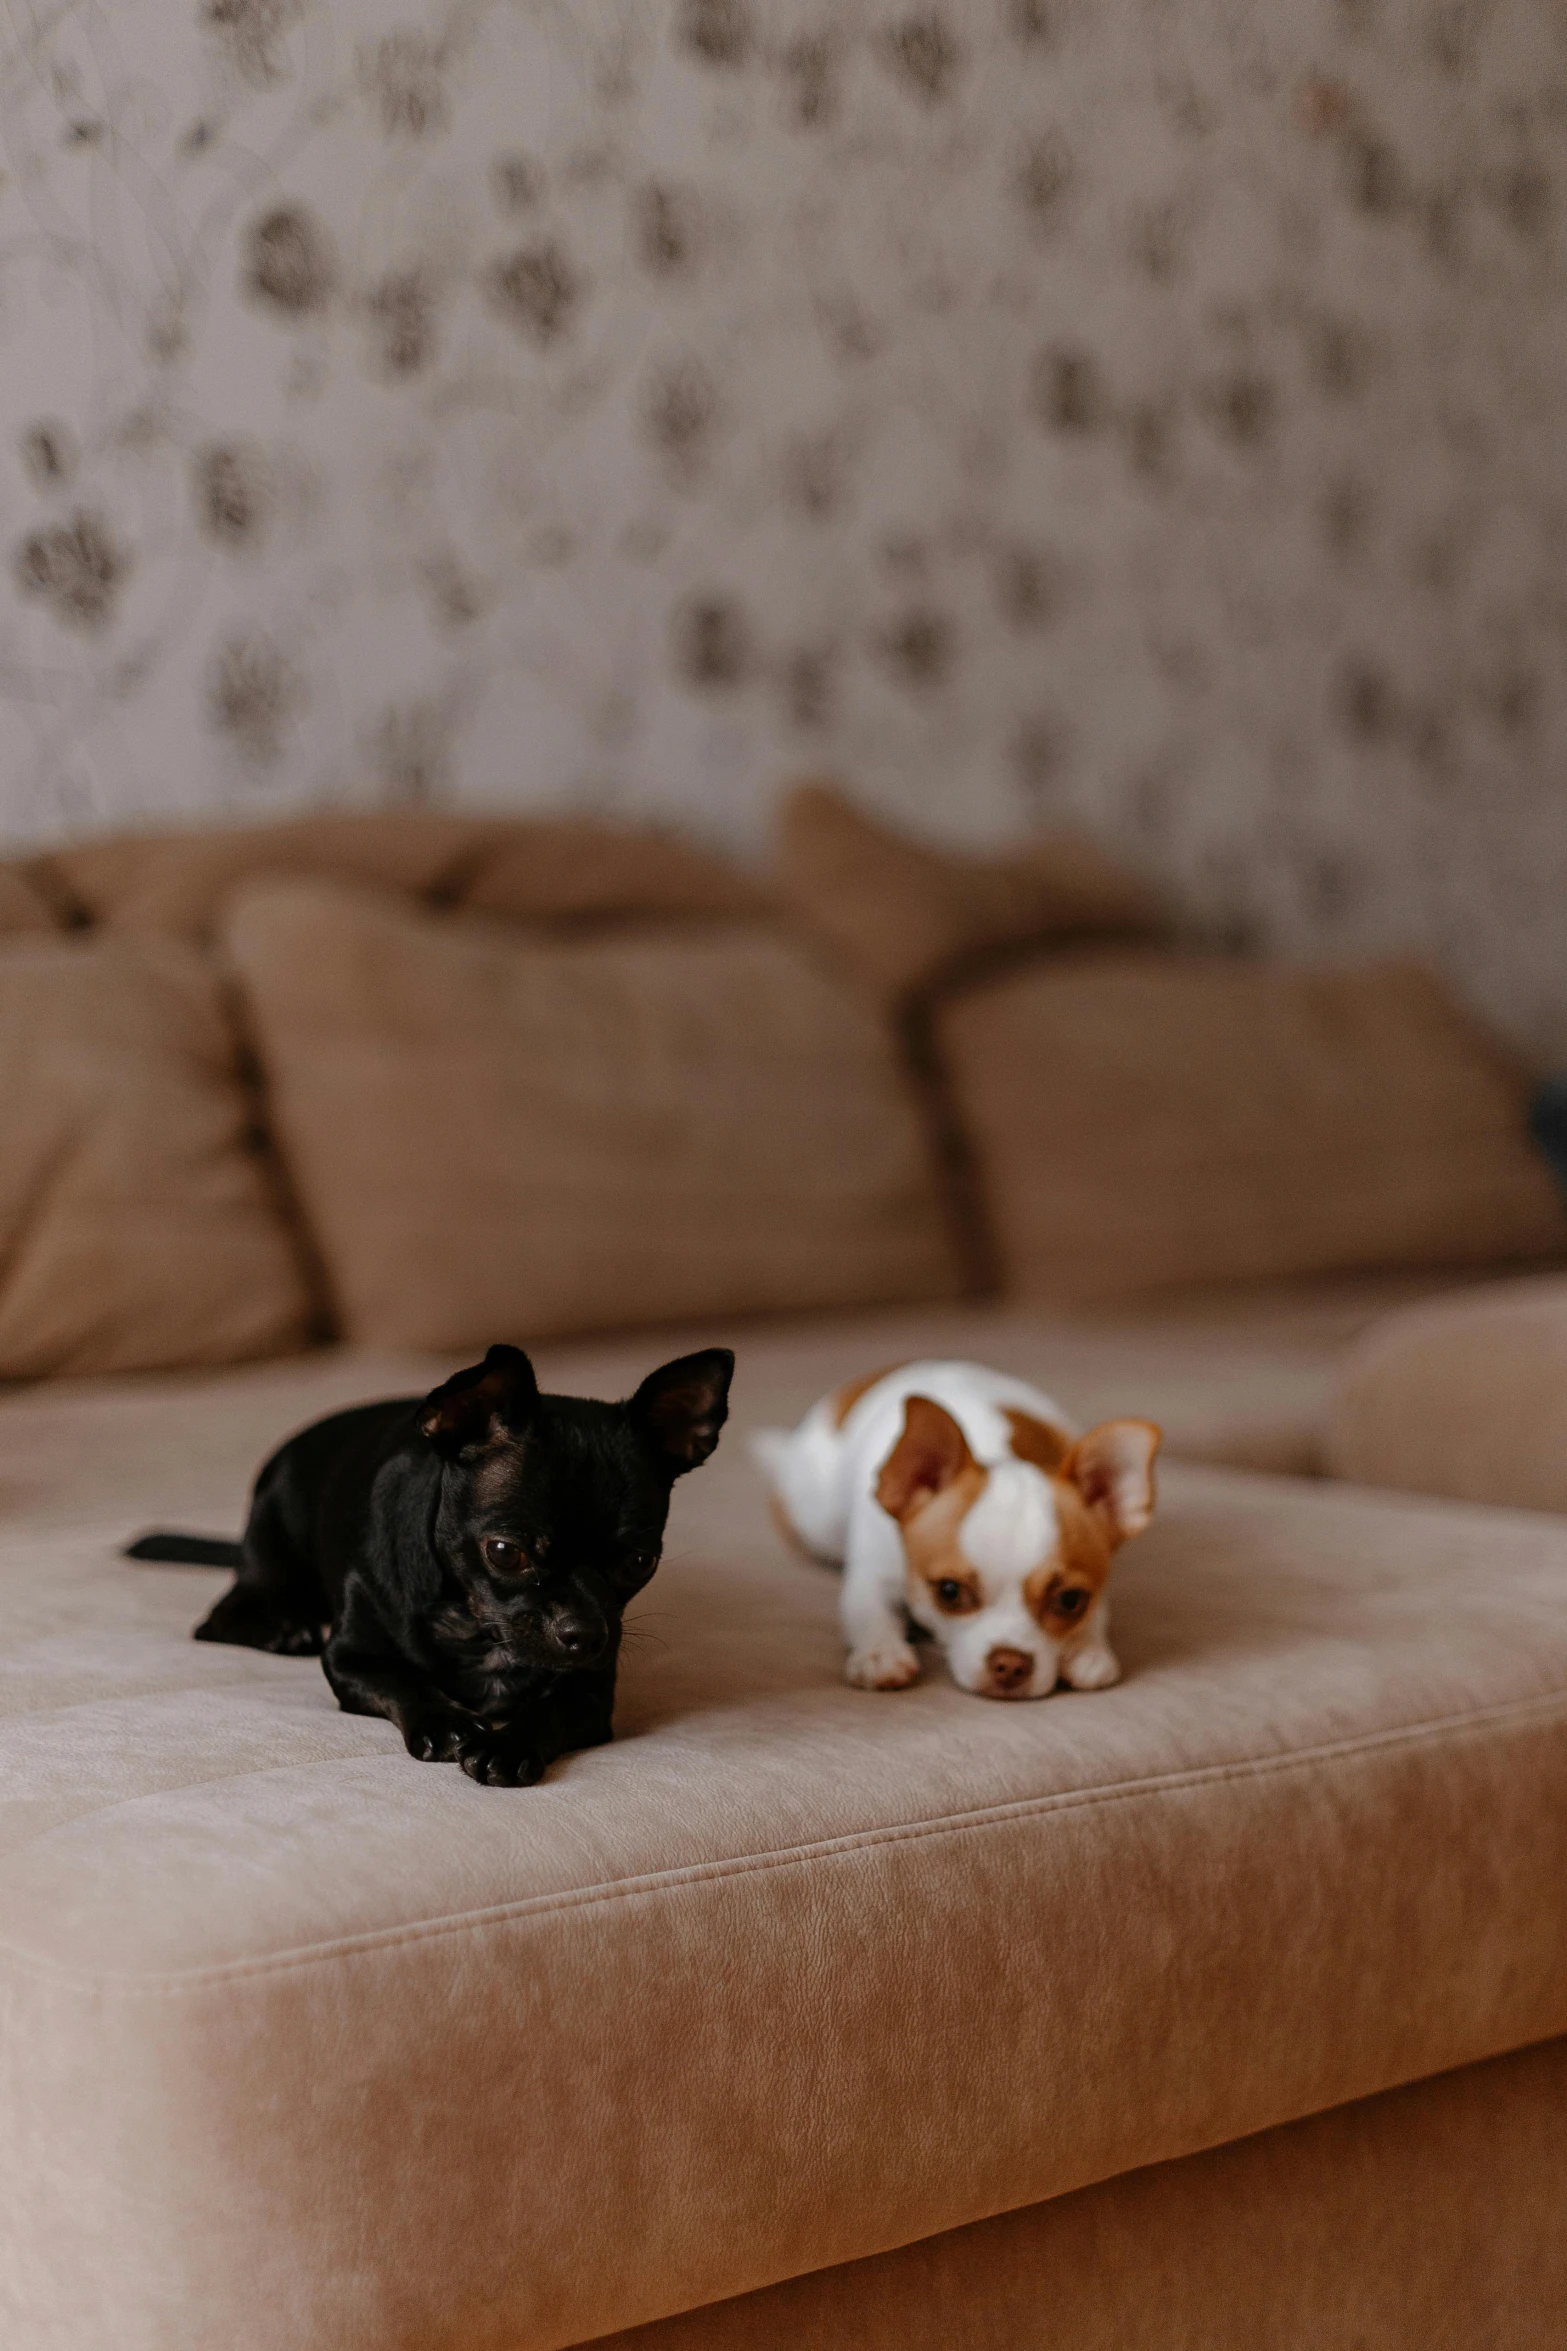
[4,803,1567,2350]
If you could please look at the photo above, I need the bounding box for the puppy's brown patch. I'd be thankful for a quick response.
[876,1395,977,1520]
[831,1362,909,1428]
[1002,1406,1071,1475]
[899,1463,990,1612]
[874,1396,994,1614]
[1062,1419,1162,1542]
[1025,1477,1112,1637]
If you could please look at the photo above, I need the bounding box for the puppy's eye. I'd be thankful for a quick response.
[1054,1586,1090,1618]
[933,1577,976,1612]
[482,1537,527,1574]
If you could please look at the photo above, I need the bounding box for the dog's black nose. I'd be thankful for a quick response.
[548,1616,598,1661]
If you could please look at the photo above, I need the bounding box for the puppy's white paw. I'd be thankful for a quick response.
[845,1640,922,1691]
[1062,1642,1121,1691]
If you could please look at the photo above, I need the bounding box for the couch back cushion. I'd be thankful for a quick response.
[33,811,764,941]
[939,952,1567,1303]
[1325,1275,1567,1510]
[224,881,960,1349]
[776,781,1168,1007]
[0,935,314,1377]
[0,864,62,934]
[36,812,497,938]
[460,819,771,924]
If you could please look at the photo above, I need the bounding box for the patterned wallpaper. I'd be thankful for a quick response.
[2,1,1566,1050]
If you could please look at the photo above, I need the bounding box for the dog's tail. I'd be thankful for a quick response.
[125,1532,244,1569]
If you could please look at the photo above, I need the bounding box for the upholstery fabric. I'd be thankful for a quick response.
[223,880,960,1349]
[458,820,771,925]
[941,952,1567,1304]
[0,1289,1385,1529]
[1527,1070,1567,1193]
[1326,1274,1567,1511]
[33,811,500,936]
[775,782,1167,1006]
[592,2036,1567,2351]
[0,864,60,934]
[3,1325,1567,2351]
[31,813,764,942]
[0,933,312,1377]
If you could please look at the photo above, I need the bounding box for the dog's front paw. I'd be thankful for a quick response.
[1062,1642,1121,1691]
[401,1709,469,1764]
[265,1618,327,1657]
[845,1639,922,1691]
[453,1727,547,1788]
[400,1710,545,1783]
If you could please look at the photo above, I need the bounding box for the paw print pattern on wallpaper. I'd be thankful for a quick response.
[1,0,1566,1052]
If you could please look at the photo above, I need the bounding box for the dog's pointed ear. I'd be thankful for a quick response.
[418,1345,539,1456]
[876,1396,976,1523]
[628,1348,734,1474]
[1061,1419,1161,1544]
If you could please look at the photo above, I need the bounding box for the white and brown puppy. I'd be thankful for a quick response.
[752,1362,1160,1700]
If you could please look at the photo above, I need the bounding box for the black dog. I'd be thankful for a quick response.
[127,1343,733,1785]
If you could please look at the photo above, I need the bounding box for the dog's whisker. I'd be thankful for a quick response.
[617,1624,671,1654]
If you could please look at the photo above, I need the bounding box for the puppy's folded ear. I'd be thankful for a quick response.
[628,1348,735,1473]
[419,1344,539,1455]
[876,1396,976,1522]
[1061,1420,1161,1544]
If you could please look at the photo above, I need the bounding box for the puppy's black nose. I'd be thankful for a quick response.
[547,1616,598,1661]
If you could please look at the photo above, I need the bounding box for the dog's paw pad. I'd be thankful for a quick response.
[1062,1644,1121,1691]
[845,1641,922,1691]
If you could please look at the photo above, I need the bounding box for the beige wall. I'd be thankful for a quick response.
[1,2,1564,1051]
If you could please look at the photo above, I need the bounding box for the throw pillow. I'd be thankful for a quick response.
[939,952,1567,1303]
[225,881,961,1349]
[0,934,314,1376]
[775,781,1167,1007]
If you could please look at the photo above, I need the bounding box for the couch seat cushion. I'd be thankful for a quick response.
[3,1327,1567,2351]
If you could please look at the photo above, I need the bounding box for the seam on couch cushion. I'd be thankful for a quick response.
[2,1678,1564,1993]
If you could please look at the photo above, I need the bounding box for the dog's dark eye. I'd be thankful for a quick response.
[934,1578,974,1612]
[482,1537,527,1574]
[1054,1587,1089,1618]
